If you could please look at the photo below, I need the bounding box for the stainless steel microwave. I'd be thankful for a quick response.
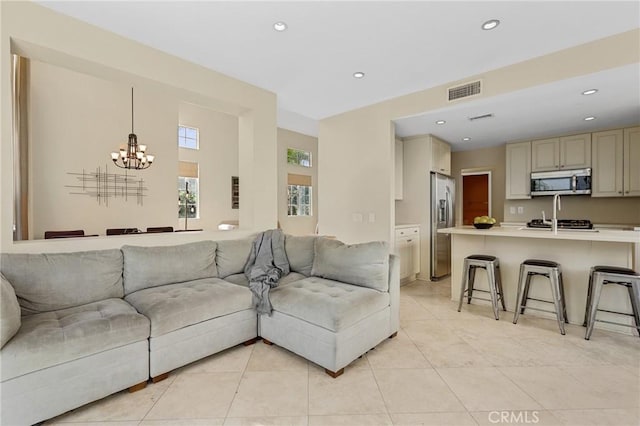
[530,168,592,196]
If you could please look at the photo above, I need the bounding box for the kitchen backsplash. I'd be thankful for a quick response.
[504,196,640,225]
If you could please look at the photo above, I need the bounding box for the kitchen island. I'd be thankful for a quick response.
[439,226,639,334]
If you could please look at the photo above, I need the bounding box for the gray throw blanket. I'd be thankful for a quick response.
[244,229,290,315]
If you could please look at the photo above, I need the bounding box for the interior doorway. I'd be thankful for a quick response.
[461,171,491,225]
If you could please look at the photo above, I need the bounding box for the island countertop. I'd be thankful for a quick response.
[439,225,640,243]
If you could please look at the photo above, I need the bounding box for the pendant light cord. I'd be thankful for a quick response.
[131,87,134,133]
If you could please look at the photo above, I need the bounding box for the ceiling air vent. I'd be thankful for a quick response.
[448,80,482,101]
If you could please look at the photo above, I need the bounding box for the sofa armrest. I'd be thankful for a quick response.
[388,254,400,334]
[1,273,21,349]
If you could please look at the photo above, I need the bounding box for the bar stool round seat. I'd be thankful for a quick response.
[584,265,640,340]
[513,259,568,335]
[457,254,505,320]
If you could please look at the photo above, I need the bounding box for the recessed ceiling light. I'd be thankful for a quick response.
[481,19,500,30]
[584,116,596,121]
[582,89,598,95]
[273,22,287,32]
[463,137,471,141]
[353,72,365,79]
[436,120,446,125]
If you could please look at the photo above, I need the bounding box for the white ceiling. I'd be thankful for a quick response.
[38,1,640,150]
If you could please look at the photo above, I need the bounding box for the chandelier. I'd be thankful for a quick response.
[111,87,154,170]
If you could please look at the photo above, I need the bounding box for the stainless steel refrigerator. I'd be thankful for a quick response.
[430,172,455,280]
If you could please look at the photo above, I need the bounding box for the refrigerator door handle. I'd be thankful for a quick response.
[444,188,451,226]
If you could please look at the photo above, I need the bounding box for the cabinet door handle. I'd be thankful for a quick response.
[618,191,623,194]
[625,191,630,194]
[406,239,412,243]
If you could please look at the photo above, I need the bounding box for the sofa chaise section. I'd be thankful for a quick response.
[259,237,400,377]
[0,250,150,426]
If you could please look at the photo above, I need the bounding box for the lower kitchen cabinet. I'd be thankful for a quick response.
[395,226,420,281]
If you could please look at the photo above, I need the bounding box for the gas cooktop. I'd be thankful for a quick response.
[527,219,593,229]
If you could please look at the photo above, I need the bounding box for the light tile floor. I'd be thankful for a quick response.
[46,279,640,426]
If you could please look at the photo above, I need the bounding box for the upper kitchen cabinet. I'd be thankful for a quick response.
[592,127,640,197]
[531,133,591,172]
[506,141,532,199]
[431,136,451,175]
[623,126,640,196]
[395,138,403,200]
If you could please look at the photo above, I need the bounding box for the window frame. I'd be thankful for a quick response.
[287,148,312,167]
[178,125,199,150]
[287,184,312,217]
[178,176,200,219]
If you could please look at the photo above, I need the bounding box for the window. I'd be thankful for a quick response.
[287,148,312,167]
[287,174,312,216]
[178,161,199,219]
[178,125,199,149]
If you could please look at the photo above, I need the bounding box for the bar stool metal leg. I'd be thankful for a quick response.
[559,272,568,323]
[487,264,500,320]
[629,282,640,335]
[496,265,507,312]
[458,259,470,312]
[583,267,595,327]
[550,270,566,335]
[467,266,477,305]
[585,273,605,340]
[513,263,527,325]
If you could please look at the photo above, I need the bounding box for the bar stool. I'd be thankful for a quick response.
[584,266,640,340]
[513,259,568,335]
[457,255,505,320]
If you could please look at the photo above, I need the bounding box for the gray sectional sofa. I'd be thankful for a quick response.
[0,234,399,426]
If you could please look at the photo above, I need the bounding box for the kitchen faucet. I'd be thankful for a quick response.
[552,193,562,234]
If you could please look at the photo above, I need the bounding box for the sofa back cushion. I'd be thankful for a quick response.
[285,235,316,276]
[0,249,124,315]
[216,237,254,278]
[1,274,21,348]
[122,241,217,295]
[311,238,390,292]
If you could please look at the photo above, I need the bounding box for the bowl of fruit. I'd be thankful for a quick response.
[473,216,497,229]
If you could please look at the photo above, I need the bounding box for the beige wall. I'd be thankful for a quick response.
[29,60,179,238]
[1,2,277,252]
[319,29,640,244]
[319,108,395,243]
[277,128,318,235]
[451,145,506,225]
[178,102,239,231]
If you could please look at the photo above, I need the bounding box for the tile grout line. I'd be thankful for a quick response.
[222,342,256,422]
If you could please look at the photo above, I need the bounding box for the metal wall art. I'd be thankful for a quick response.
[66,165,147,206]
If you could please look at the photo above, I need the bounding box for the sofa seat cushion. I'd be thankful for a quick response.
[268,277,390,332]
[224,272,306,288]
[125,278,252,338]
[0,298,149,382]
